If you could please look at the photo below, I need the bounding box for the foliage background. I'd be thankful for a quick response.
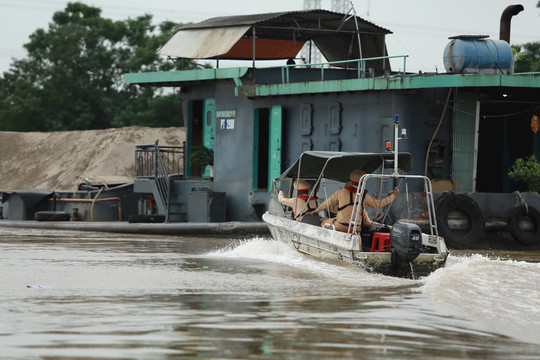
[0,2,197,131]
[513,1,540,72]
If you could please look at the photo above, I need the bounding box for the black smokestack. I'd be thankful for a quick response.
[500,4,524,43]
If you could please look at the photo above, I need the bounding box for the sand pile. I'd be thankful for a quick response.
[0,127,186,191]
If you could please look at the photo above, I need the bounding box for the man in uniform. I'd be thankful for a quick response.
[311,169,399,232]
[278,179,319,224]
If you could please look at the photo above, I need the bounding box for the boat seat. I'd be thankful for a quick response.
[371,232,391,252]
[300,214,321,226]
[361,234,372,252]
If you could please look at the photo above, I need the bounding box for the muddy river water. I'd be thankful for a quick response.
[0,227,539,359]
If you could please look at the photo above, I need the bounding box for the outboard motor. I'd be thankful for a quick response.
[389,222,422,273]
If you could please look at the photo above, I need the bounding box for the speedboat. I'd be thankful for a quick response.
[263,151,448,278]
[263,120,447,278]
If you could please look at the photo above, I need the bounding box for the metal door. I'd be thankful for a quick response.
[202,98,215,178]
[203,98,215,149]
[252,109,262,190]
[268,105,282,190]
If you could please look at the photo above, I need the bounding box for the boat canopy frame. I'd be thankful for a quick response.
[273,151,413,225]
[277,151,412,184]
[351,173,439,235]
[271,151,439,236]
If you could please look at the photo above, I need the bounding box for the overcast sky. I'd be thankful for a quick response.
[0,0,539,74]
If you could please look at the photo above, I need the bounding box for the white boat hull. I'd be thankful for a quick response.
[263,212,448,278]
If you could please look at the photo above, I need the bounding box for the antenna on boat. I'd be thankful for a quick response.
[386,114,407,176]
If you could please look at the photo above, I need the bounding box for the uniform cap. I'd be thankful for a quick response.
[349,169,366,184]
[293,179,309,190]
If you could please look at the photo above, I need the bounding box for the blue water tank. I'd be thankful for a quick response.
[443,35,514,74]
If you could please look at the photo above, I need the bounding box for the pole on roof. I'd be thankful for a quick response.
[350,2,363,62]
[338,1,363,69]
[252,27,256,68]
[308,40,312,68]
[382,37,386,70]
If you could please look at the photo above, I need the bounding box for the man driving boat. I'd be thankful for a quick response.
[311,169,399,232]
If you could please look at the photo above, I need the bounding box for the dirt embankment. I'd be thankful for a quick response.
[0,127,186,191]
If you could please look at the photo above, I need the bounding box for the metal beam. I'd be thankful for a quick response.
[124,68,249,85]
[236,73,540,97]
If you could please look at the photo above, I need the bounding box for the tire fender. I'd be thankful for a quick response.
[34,211,70,221]
[435,193,485,248]
[507,205,540,246]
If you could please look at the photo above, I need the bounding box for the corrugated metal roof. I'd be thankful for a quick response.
[157,9,392,68]
[178,10,391,35]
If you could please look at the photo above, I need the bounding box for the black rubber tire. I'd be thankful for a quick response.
[34,211,70,221]
[507,205,540,246]
[436,193,485,249]
[128,214,166,223]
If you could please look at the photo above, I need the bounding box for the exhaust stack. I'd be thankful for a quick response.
[499,4,524,43]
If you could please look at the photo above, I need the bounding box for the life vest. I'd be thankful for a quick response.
[337,187,368,212]
[337,189,356,211]
[293,190,318,219]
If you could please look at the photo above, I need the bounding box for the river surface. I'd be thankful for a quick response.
[0,227,539,359]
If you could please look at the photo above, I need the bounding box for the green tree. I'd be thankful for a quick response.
[508,155,540,192]
[0,2,196,131]
[513,1,540,72]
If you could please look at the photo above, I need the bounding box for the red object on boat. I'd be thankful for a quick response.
[371,232,391,252]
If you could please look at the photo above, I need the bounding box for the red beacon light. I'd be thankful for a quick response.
[386,141,392,151]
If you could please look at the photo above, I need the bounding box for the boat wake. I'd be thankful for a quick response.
[421,253,540,345]
[207,237,540,344]
[207,236,413,287]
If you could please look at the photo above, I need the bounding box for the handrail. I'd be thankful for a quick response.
[350,173,439,236]
[135,142,184,178]
[156,144,170,221]
[279,55,409,83]
[135,141,185,221]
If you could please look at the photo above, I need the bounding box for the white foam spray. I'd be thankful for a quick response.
[421,253,540,345]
